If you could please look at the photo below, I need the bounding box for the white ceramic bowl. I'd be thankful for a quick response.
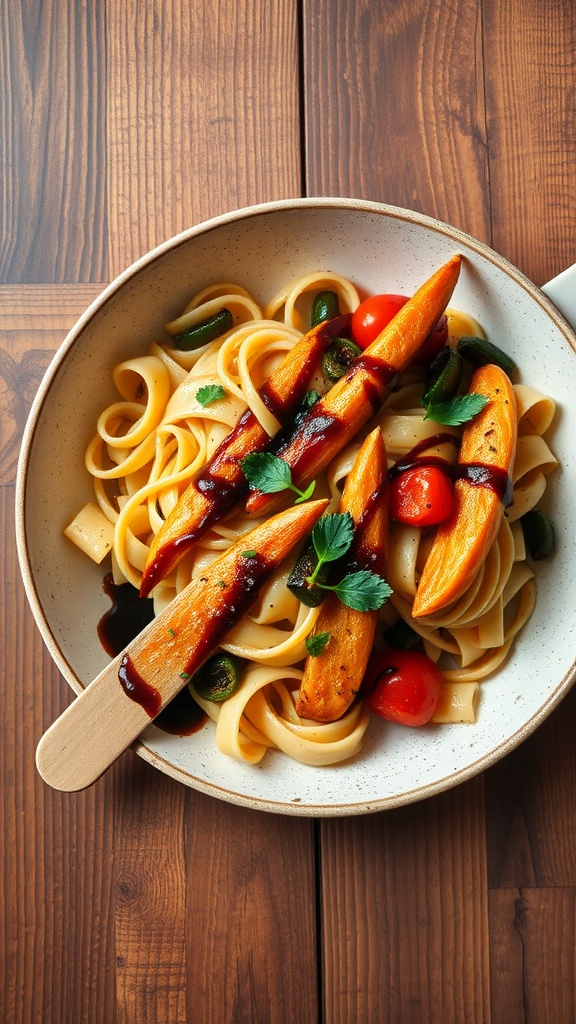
[16,198,576,815]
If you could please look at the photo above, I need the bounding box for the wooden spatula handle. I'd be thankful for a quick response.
[37,498,328,791]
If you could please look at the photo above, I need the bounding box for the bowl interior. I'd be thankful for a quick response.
[17,199,576,813]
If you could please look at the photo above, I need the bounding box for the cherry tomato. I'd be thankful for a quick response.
[414,313,449,366]
[389,465,455,527]
[351,294,408,349]
[364,649,443,726]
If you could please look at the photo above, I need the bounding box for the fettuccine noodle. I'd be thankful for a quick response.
[64,273,558,765]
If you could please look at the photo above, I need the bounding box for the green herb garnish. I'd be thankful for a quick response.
[305,631,332,657]
[305,512,392,612]
[196,383,226,407]
[424,393,489,426]
[306,513,355,585]
[241,452,315,503]
[327,570,393,611]
[242,549,257,559]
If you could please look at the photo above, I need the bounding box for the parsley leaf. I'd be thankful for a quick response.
[307,513,355,585]
[332,570,393,611]
[305,631,331,657]
[240,452,316,503]
[424,392,489,426]
[312,512,355,564]
[196,383,226,406]
[301,512,393,611]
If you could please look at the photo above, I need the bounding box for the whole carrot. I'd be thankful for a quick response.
[245,255,462,517]
[140,313,351,596]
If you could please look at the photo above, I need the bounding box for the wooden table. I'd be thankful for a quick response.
[2,2,576,1021]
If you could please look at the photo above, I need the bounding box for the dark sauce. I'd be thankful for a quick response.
[276,407,343,479]
[461,463,513,506]
[112,556,271,723]
[351,355,400,410]
[99,575,207,734]
[98,574,155,657]
[388,432,513,506]
[389,433,459,479]
[119,655,207,734]
[144,476,247,590]
[353,481,389,573]
[154,688,207,736]
[119,654,162,717]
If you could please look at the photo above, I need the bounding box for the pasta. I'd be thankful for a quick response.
[65,271,558,765]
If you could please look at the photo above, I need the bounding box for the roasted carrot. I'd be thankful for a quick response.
[245,255,462,516]
[140,314,351,596]
[296,429,388,722]
[132,498,330,691]
[412,363,517,618]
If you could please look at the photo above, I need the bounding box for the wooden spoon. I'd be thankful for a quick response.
[36,498,328,791]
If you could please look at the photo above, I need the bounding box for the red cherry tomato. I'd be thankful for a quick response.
[364,649,443,726]
[414,313,449,366]
[351,294,408,349]
[389,465,455,527]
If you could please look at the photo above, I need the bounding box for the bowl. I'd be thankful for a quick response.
[16,197,576,814]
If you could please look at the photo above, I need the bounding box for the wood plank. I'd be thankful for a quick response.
[489,887,576,1024]
[1,286,102,486]
[0,1,107,284]
[0,487,117,1024]
[0,285,105,330]
[113,757,188,1024]
[184,793,319,1024]
[106,0,302,275]
[485,686,576,889]
[303,0,491,241]
[320,781,490,1024]
[483,0,576,284]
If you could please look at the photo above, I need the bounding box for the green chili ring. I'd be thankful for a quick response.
[310,290,340,328]
[520,508,556,561]
[457,336,518,376]
[422,346,464,405]
[172,307,234,351]
[191,652,244,702]
[322,337,362,381]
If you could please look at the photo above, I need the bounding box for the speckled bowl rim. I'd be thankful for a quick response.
[15,197,576,815]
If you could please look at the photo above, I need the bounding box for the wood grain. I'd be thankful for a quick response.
[483,0,576,284]
[0,2,107,283]
[489,887,576,1024]
[114,756,188,1023]
[106,0,302,274]
[320,780,490,1023]
[485,685,576,888]
[184,793,319,1024]
[0,285,103,485]
[303,0,491,241]
[0,487,117,1024]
